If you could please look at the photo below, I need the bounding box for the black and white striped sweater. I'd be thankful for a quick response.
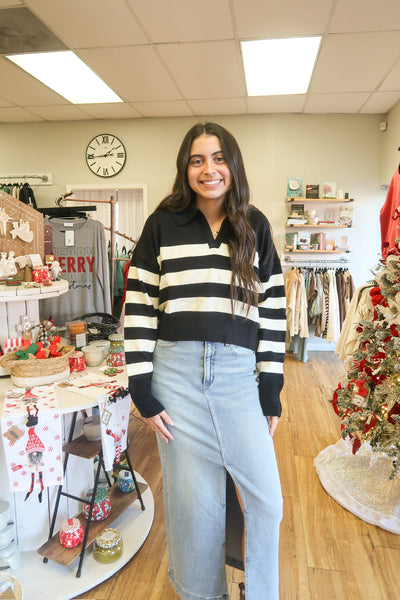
[124,203,286,418]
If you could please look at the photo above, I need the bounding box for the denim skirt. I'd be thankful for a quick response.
[151,340,283,600]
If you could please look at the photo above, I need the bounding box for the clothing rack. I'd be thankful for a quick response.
[0,173,50,184]
[283,256,350,268]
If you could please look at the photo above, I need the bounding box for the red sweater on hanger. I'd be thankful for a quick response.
[380,167,400,258]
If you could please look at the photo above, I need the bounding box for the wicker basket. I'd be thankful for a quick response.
[0,345,75,387]
[72,313,120,342]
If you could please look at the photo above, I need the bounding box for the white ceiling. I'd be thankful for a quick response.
[0,0,400,123]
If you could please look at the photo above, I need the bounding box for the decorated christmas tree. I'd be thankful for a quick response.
[331,242,400,477]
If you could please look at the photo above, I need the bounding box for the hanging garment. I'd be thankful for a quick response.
[380,167,400,258]
[18,183,37,209]
[335,284,375,361]
[41,217,111,325]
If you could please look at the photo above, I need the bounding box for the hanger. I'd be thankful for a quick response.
[36,206,96,218]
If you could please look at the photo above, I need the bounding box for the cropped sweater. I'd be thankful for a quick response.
[124,203,286,418]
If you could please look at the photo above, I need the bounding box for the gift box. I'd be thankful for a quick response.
[32,266,52,284]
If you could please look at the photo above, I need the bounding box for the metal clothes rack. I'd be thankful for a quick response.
[0,174,49,183]
[283,256,350,268]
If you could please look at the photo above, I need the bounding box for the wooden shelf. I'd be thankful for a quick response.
[37,482,147,567]
[63,435,102,460]
[285,197,354,202]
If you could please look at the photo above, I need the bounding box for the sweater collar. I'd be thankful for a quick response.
[170,202,200,227]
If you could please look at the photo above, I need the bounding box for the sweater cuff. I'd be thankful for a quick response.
[128,374,165,418]
[258,372,283,417]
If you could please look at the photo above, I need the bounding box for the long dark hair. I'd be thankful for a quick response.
[158,122,259,312]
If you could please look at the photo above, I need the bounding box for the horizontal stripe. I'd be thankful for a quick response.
[158,242,230,262]
[160,267,232,289]
[159,296,259,321]
[125,339,155,353]
[257,360,284,375]
[257,340,286,354]
[259,317,287,331]
[126,361,153,377]
[259,296,286,309]
[124,314,158,329]
[124,290,159,310]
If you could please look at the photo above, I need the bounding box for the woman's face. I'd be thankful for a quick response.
[187,134,232,205]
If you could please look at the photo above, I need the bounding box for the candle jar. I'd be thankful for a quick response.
[59,518,84,548]
[117,469,135,493]
[69,350,86,372]
[93,528,123,563]
[82,487,111,521]
[106,333,125,367]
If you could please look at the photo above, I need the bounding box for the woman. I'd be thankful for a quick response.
[124,122,286,600]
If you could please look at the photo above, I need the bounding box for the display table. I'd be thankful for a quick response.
[314,439,400,534]
[0,365,154,599]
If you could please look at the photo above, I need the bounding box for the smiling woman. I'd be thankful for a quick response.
[124,122,287,600]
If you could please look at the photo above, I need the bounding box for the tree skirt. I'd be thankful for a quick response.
[314,439,400,534]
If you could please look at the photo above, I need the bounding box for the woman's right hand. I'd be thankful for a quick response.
[145,410,174,443]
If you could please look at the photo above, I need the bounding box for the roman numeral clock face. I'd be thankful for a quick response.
[85,134,127,177]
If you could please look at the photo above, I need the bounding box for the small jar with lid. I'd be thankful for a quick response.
[59,518,84,548]
[93,528,123,563]
[106,333,125,367]
[82,487,111,521]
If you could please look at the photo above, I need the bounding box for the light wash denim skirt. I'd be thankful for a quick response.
[151,340,283,600]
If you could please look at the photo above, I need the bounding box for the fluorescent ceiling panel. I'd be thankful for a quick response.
[241,37,321,96]
[6,51,122,104]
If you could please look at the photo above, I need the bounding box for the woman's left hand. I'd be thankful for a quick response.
[267,416,279,437]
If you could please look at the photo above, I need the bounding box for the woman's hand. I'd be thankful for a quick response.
[267,416,279,437]
[145,410,174,443]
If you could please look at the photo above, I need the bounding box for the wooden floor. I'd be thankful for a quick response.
[74,352,400,600]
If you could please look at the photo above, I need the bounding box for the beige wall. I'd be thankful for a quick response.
[382,99,400,185]
[0,112,387,286]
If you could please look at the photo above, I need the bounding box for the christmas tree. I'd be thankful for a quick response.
[331,243,400,477]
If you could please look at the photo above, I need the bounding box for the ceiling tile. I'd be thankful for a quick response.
[304,92,370,113]
[360,92,400,114]
[329,0,400,33]
[0,96,13,108]
[379,59,400,92]
[247,95,306,113]
[0,57,66,105]
[77,103,142,119]
[233,0,333,38]
[78,46,182,102]
[310,32,400,93]
[0,106,43,122]
[188,98,247,115]
[157,41,245,99]
[26,105,93,120]
[127,0,233,43]
[24,0,147,47]
[0,6,67,53]
[130,101,192,117]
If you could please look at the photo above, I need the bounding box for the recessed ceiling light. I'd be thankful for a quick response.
[6,51,122,104]
[241,37,321,96]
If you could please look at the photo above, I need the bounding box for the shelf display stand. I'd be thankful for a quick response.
[39,409,146,578]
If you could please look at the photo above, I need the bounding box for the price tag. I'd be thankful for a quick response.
[65,230,74,246]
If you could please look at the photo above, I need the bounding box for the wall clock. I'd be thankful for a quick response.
[85,134,126,177]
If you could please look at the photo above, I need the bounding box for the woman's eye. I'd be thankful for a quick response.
[190,158,203,167]
[215,155,226,163]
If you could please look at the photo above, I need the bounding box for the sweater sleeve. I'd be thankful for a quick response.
[124,216,164,418]
[252,209,287,417]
